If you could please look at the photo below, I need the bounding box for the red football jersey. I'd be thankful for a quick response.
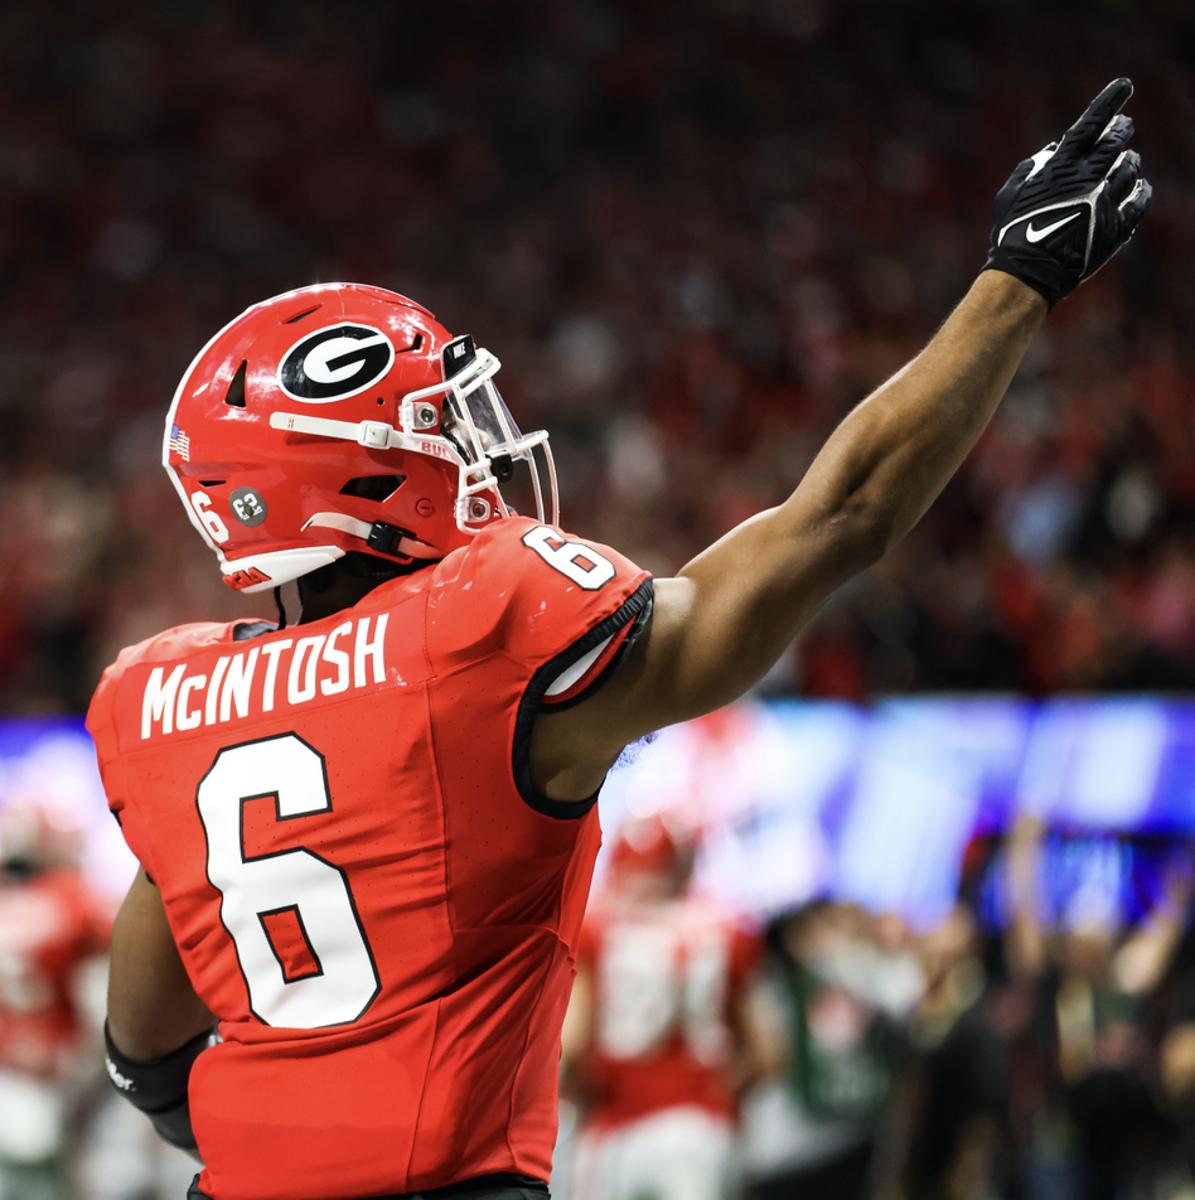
[87,516,651,1200]
[0,868,110,1076]
[577,897,760,1130]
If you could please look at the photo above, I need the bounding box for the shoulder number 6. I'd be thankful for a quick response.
[522,526,615,590]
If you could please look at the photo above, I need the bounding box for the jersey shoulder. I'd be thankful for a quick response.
[424,514,652,671]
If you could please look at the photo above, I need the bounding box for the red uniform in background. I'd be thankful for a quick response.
[564,818,762,1200]
[87,516,651,1200]
[576,896,760,1131]
[0,867,110,1077]
[0,845,110,1174]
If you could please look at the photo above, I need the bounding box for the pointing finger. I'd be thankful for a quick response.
[1063,77,1134,155]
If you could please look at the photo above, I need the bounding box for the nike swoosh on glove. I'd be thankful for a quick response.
[983,77,1153,307]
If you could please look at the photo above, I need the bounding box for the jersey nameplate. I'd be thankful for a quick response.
[139,615,389,740]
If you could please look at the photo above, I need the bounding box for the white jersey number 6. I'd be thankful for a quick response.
[197,733,379,1028]
[522,526,615,590]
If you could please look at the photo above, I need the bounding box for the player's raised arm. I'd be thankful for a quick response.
[532,78,1151,800]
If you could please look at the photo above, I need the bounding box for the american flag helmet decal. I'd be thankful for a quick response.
[168,423,191,461]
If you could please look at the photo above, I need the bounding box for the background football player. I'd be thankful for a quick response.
[0,801,110,1200]
[561,817,770,1200]
[91,79,1150,1200]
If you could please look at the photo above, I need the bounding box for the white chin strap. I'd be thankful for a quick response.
[268,408,557,531]
[270,410,441,453]
[300,512,441,559]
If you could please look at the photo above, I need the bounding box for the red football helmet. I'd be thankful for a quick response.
[164,282,557,593]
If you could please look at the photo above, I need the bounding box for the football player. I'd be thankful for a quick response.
[562,818,770,1200]
[0,801,110,1200]
[90,79,1150,1200]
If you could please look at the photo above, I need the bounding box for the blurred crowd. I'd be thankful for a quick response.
[1,0,1194,714]
[555,814,1195,1200]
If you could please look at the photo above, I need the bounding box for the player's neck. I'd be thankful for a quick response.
[295,574,383,625]
[289,554,425,625]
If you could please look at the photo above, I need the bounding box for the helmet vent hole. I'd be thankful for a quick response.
[340,475,406,502]
[199,479,225,487]
[283,304,322,324]
[224,360,248,408]
[397,333,424,354]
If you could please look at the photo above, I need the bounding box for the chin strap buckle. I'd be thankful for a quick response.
[366,522,406,556]
[302,512,444,560]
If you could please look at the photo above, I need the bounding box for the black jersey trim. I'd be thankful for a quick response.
[512,578,654,819]
[542,588,654,714]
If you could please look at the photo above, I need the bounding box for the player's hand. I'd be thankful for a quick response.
[983,77,1153,307]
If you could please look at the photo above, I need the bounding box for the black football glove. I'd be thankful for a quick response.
[983,77,1152,307]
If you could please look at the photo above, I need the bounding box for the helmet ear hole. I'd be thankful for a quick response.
[224,361,248,408]
[339,475,406,502]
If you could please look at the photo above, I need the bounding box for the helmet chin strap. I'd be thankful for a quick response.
[302,512,441,560]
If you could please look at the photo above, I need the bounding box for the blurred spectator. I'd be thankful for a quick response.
[741,903,918,1200]
[901,902,1021,1200]
[1003,815,1193,1200]
[2,0,1194,712]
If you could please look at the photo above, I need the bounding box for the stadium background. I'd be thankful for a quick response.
[1,1,1193,1197]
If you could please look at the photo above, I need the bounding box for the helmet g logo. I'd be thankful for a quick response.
[278,324,395,403]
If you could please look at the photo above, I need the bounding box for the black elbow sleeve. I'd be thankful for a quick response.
[104,1022,214,1153]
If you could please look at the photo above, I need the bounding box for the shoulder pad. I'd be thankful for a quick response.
[425,516,651,671]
